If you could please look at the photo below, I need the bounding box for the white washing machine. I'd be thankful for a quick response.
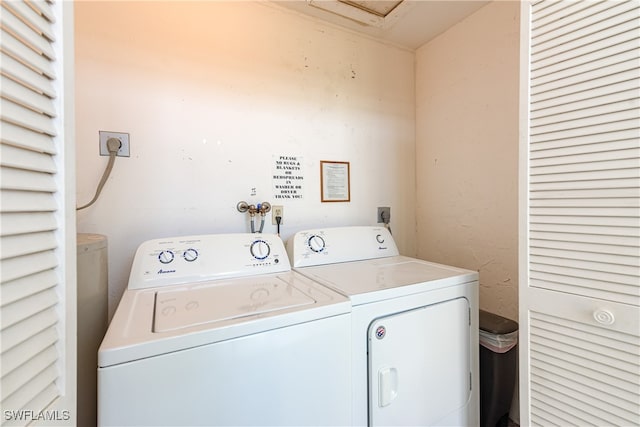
[287,226,479,427]
[98,233,351,426]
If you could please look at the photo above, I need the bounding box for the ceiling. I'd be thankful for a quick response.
[273,0,490,50]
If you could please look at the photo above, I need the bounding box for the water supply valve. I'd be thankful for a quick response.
[237,200,272,233]
[237,201,249,213]
[259,202,271,216]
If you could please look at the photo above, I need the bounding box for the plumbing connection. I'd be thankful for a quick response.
[237,201,271,233]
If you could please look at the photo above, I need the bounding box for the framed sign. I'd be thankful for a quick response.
[321,161,350,202]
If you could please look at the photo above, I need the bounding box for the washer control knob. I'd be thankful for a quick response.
[158,250,175,264]
[308,235,326,253]
[183,248,199,262]
[376,234,385,244]
[250,240,271,260]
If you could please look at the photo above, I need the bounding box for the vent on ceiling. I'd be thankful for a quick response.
[308,0,405,27]
[340,1,403,17]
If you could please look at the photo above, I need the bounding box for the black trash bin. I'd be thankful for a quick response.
[479,310,518,427]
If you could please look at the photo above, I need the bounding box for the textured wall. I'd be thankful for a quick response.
[415,1,520,321]
[75,1,416,317]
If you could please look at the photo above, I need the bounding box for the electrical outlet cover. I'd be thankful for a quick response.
[377,207,390,223]
[99,131,130,157]
[272,205,284,225]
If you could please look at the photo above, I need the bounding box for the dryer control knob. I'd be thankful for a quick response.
[250,240,270,260]
[308,235,326,253]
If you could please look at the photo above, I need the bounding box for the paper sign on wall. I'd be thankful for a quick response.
[273,155,304,200]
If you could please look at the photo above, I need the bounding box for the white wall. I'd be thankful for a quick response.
[415,1,520,321]
[75,1,416,317]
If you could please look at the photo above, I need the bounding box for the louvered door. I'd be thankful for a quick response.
[520,1,640,426]
[1,1,76,425]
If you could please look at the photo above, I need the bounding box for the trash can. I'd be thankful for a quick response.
[479,310,518,427]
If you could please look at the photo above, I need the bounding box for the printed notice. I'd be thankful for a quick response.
[321,161,350,202]
[273,155,304,200]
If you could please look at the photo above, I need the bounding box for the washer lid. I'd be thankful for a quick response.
[154,277,315,332]
[98,271,350,367]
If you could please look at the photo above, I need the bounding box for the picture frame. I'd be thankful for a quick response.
[320,160,350,202]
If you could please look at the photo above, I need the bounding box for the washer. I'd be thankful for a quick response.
[98,233,351,426]
[287,226,479,426]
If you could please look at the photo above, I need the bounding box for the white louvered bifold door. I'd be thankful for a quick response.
[1,1,75,425]
[520,1,640,426]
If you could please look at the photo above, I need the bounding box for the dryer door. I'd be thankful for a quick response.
[368,297,471,426]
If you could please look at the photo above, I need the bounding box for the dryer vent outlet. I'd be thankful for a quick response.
[378,207,390,224]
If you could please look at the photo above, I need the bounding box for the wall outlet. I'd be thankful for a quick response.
[272,205,284,225]
[377,207,390,224]
[99,131,130,157]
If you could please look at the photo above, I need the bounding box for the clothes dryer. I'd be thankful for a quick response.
[98,233,351,426]
[287,226,479,426]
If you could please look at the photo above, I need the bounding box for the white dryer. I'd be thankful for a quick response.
[98,233,351,426]
[287,226,479,427]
